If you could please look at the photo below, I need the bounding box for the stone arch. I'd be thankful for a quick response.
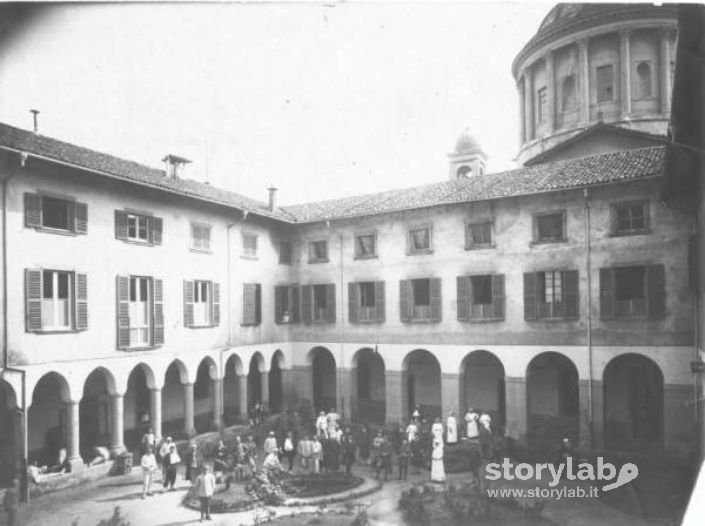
[351,347,386,424]
[248,352,266,410]
[194,357,218,433]
[28,371,71,466]
[269,350,285,413]
[80,368,115,456]
[124,364,154,446]
[0,379,20,484]
[223,354,244,425]
[526,352,579,452]
[460,350,506,426]
[603,353,663,451]
[162,360,189,436]
[308,346,337,413]
[402,349,441,421]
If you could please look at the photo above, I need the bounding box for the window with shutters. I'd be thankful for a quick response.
[301,284,335,324]
[129,277,151,347]
[611,201,649,236]
[596,64,614,102]
[242,283,262,326]
[407,226,432,254]
[524,270,579,321]
[349,281,385,324]
[308,240,329,263]
[279,241,293,265]
[354,233,377,259]
[600,265,664,319]
[614,267,646,316]
[25,269,87,332]
[533,211,566,243]
[275,284,299,324]
[465,221,493,249]
[191,223,211,251]
[242,232,258,258]
[114,210,162,246]
[116,275,162,349]
[127,214,149,243]
[24,193,87,235]
[313,284,328,322]
[42,270,72,330]
[412,279,431,319]
[183,280,220,328]
[400,278,441,322]
[457,274,504,322]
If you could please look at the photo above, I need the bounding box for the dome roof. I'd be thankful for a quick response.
[454,129,483,155]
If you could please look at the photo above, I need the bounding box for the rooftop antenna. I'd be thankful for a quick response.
[29,109,40,133]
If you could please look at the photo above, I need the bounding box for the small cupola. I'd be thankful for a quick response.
[162,154,192,179]
[448,129,487,180]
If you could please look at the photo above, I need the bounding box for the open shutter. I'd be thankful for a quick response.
[492,274,505,319]
[647,264,666,319]
[275,285,285,323]
[115,211,128,240]
[25,269,42,332]
[301,285,312,325]
[116,275,130,348]
[375,281,385,322]
[74,202,88,234]
[24,193,42,228]
[242,283,256,325]
[399,280,412,322]
[255,285,262,324]
[523,272,537,321]
[291,285,300,323]
[429,278,442,322]
[212,282,221,326]
[153,278,164,345]
[563,270,579,319]
[75,273,88,330]
[325,284,336,323]
[599,268,615,319]
[152,217,163,245]
[457,276,471,321]
[348,282,359,323]
[183,280,194,327]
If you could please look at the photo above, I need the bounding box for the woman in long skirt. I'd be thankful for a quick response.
[446,411,458,444]
[465,408,479,439]
[430,439,445,483]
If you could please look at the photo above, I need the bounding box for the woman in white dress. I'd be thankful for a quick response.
[446,411,458,444]
[406,419,419,443]
[465,408,479,439]
[431,417,444,443]
[479,412,492,434]
[430,439,445,483]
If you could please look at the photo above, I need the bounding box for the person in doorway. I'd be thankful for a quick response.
[465,408,479,439]
[164,443,181,491]
[446,411,458,444]
[3,478,19,526]
[341,433,356,476]
[282,431,296,472]
[140,446,157,499]
[194,463,216,522]
[430,439,446,483]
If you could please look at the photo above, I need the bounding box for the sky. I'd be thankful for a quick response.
[0,1,553,205]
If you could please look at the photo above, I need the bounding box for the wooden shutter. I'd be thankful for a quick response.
[116,275,130,348]
[242,283,257,325]
[25,269,42,332]
[301,285,312,325]
[291,285,300,323]
[255,285,262,324]
[24,193,42,228]
[492,274,505,320]
[275,285,285,324]
[74,202,88,234]
[563,270,579,319]
[374,281,385,322]
[152,217,163,245]
[523,272,537,321]
[153,278,164,345]
[212,282,221,325]
[115,210,128,240]
[348,282,359,323]
[429,278,442,322]
[183,280,194,327]
[325,284,336,323]
[75,273,88,330]
[599,268,615,319]
[457,276,471,321]
[399,280,412,322]
[647,264,666,319]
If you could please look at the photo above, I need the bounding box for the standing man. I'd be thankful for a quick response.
[194,464,216,522]
[341,433,356,476]
[140,446,157,499]
[297,434,314,473]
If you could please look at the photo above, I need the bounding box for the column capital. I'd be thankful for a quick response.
[543,49,554,64]
[577,37,589,51]
[658,26,677,40]
[618,28,633,40]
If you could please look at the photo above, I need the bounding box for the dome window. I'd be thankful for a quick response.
[561,75,577,111]
[636,62,652,98]
[457,165,473,178]
[596,65,614,103]
[537,87,548,122]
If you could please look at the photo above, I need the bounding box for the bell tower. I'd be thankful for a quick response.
[448,129,486,179]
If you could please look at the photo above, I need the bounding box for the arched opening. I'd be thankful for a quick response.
[28,372,70,468]
[461,350,505,426]
[194,359,215,433]
[310,347,337,413]
[248,354,264,411]
[223,354,243,425]
[403,349,441,421]
[162,361,186,437]
[526,352,579,451]
[636,61,652,98]
[456,165,472,179]
[0,380,19,485]
[561,75,577,111]
[269,351,285,413]
[80,369,112,457]
[604,353,663,451]
[353,348,385,424]
[124,365,151,447]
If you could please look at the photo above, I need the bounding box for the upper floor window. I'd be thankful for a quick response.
[25,268,88,332]
[24,193,87,235]
[242,232,258,258]
[275,285,299,324]
[355,233,377,259]
[400,278,441,322]
[612,201,650,236]
[533,211,566,243]
[279,241,293,265]
[408,226,432,254]
[537,86,548,122]
[636,61,652,98]
[524,270,579,321]
[561,75,577,111]
[191,223,211,251]
[457,274,505,322]
[309,240,329,263]
[600,265,665,319]
[242,283,262,326]
[596,65,614,102]
[184,280,220,328]
[116,275,164,349]
[465,221,493,249]
[348,281,385,323]
[115,210,162,246]
[301,284,336,324]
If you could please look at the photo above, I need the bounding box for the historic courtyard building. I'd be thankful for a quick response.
[0,3,698,487]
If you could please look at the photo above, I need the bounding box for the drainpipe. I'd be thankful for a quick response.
[339,230,345,421]
[584,188,594,449]
[223,222,237,427]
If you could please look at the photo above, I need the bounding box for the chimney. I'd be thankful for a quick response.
[30,109,40,133]
[162,154,192,179]
[267,186,277,211]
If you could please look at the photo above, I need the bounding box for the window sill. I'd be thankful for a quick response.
[240,254,259,261]
[609,229,651,238]
[275,320,298,325]
[240,323,262,327]
[190,248,213,255]
[464,244,495,251]
[121,345,160,351]
[407,249,433,256]
[186,324,217,329]
[462,317,505,324]
[119,239,155,247]
[528,316,579,323]
[32,227,78,237]
[308,259,329,264]
[353,319,384,324]
[531,238,567,246]
[29,328,79,334]
[602,314,651,321]
[354,255,378,260]
[404,318,441,324]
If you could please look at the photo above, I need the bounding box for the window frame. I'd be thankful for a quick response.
[457,273,505,323]
[114,209,161,247]
[192,280,213,327]
[524,269,579,322]
[190,222,212,253]
[241,231,258,259]
[25,192,87,236]
[308,239,329,264]
[634,60,654,100]
[407,225,433,255]
[465,220,494,250]
[126,213,150,244]
[279,241,293,265]
[536,86,548,123]
[533,210,567,244]
[354,232,378,260]
[610,200,650,237]
[595,64,615,103]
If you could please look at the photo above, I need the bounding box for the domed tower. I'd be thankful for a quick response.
[512,3,678,166]
[448,129,487,179]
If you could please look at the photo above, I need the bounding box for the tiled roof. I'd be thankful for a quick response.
[0,122,296,222]
[282,146,666,222]
[0,121,665,225]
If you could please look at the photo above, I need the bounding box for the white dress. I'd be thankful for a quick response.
[479,413,492,434]
[465,411,479,439]
[406,423,418,442]
[446,416,458,444]
[431,422,444,443]
[431,443,445,482]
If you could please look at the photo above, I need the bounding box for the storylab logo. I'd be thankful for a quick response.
[485,457,639,492]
